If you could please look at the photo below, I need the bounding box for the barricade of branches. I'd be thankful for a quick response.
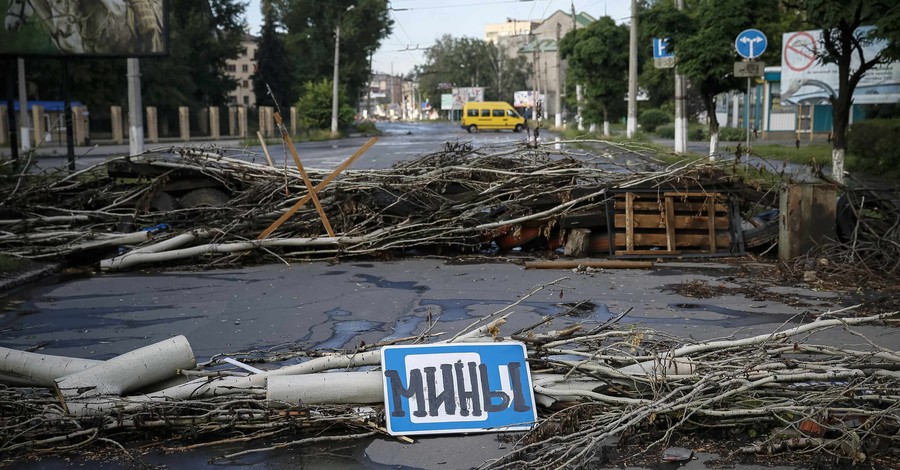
[0,142,732,270]
[1,300,897,467]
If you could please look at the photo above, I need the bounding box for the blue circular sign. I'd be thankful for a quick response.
[735,29,768,60]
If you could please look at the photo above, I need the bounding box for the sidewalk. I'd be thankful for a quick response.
[0,138,246,160]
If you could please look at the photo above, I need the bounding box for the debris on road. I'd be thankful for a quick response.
[1,283,897,467]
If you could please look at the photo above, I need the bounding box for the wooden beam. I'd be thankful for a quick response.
[258,136,378,240]
[665,195,676,252]
[257,131,275,168]
[275,112,335,237]
[707,197,717,253]
[625,192,635,252]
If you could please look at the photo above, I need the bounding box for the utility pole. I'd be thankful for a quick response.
[17,58,29,151]
[330,21,341,135]
[626,0,638,138]
[554,22,562,128]
[331,5,354,136]
[127,58,144,156]
[571,2,583,131]
[674,0,687,154]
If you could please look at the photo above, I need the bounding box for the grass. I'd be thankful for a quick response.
[750,143,832,166]
[0,254,28,275]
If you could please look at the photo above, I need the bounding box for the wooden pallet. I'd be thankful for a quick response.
[608,191,737,256]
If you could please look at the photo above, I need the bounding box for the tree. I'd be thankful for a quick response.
[280,0,392,108]
[142,0,246,110]
[296,80,355,130]
[560,16,629,135]
[253,2,292,109]
[788,0,900,183]
[416,35,529,105]
[642,0,780,157]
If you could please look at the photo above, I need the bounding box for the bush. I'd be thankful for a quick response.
[296,80,356,131]
[354,120,381,136]
[639,109,670,132]
[848,119,900,175]
[718,127,745,141]
[655,124,675,139]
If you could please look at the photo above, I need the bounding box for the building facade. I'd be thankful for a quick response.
[225,35,258,108]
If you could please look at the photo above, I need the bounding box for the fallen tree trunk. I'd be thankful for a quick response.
[267,372,383,406]
[53,335,195,409]
[0,347,101,387]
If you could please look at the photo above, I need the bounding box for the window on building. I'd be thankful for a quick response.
[242,64,249,73]
[243,96,249,105]
[243,80,249,88]
[227,64,236,73]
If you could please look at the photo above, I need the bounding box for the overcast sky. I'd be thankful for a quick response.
[245,0,632,76]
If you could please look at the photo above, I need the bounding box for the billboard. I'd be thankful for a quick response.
[450,87,484,110]
[0,0,168,57]
[781,28,900,105]
[514,90,546,108]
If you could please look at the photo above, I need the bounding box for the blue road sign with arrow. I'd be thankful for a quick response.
[735,29,767,60]
[653,38,673,59]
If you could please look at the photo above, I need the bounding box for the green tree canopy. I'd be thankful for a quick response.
[253,4,292,110]
[416,35,530,104]
[560,16,629,131]
[642,0,780,154]
[279,0,392,108]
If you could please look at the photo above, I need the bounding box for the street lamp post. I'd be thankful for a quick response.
[331,5,354,136]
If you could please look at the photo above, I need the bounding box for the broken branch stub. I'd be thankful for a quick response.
[53,335,195,410]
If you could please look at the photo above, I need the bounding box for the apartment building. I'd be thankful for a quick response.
[225,35,258,108]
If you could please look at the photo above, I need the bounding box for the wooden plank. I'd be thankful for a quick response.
[615,249,682,255]
[625,192,634,252]
[614,214,729,229]
[615,232,731,248]
[663,191,726,200]
[707,198,717,253]
[665,196,676,252]
[615,200,729,213]
[258,136,379,240]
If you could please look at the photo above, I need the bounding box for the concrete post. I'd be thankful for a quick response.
[626,0,638,138]
[111,106,124,144]
[146,106,158,143]
[290,106,297,136]
[0,106,7,145]
[197,107,209,136]
[228,107,238,137]
[32,105,44,147]
[178,106,190,141]
[18,58,30,151]
[72,105,88,145]
[778,184,837,261]
[259,106,275,138]
[209,106,220,140]
[237,106,247,139]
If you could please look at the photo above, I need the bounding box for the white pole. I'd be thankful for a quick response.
[17,58,29,151]
[745,76,751,158]
[673,0,687,154]
[330,23,341,136]
[127,58,144,156]
[626,0,638,138]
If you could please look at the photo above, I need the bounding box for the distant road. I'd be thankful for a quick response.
[0,121,553,171]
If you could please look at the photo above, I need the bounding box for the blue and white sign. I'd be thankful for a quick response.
[653,37,673,59]
[381,342,537,436]
[735,29,767,60]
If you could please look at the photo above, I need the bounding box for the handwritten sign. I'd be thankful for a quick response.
[381,342,537,435]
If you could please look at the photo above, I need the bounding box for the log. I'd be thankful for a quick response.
[0,347,101,387]
[54,335,195,408]
[267,372,383,406]
[563,229,591,257]
[524,260,654,270]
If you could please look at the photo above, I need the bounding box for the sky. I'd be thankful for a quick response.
[245,0,632,76]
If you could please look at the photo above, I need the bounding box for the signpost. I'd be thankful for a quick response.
[653,37,675,69]
[735,29,767,158]
[381,342,537,436]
